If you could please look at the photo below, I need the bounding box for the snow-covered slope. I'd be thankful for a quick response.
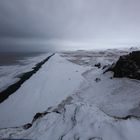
[0,53,52,92]
[0,54,86,128]
[1,48,140,140]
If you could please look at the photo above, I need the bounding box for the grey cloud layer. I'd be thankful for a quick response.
[0,0,140,39]
[0,0,140,51]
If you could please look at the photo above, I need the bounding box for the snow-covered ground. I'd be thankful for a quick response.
[0,54,86,128]
[0,53,52,92]
[0,48,140,140]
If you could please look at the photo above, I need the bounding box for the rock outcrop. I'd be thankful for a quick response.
[107,51,140,80]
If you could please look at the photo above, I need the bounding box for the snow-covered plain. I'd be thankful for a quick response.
[1,48,140,140]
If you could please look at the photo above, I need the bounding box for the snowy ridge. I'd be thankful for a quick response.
[0,53,52,92]
[0,53,86,128]
[1,48,140,140]
[0,53,55,103]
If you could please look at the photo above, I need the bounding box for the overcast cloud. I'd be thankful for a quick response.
[0,0,140,51]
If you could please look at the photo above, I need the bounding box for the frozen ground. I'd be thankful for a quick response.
[0,48,140,140]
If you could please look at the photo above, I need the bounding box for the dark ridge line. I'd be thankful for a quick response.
[112,115,140,120]
[0,107,61,130]
[100,108,140,120]
[23,96,73,129]
[0,93,72,130]
[0,53,55,103]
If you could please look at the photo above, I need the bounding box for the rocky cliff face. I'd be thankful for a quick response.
[107,51,140,80]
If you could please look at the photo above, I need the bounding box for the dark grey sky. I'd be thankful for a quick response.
[0,0,140,51]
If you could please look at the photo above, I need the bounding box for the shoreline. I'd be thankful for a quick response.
[0,53,55,103]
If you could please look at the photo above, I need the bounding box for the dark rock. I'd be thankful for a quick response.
[32,112,48,123]
[95,78,101,82]
[102,65,108,70]
[53,110,61,114]
[94,63,101,68]
[106,51,140,80]
[23,123,32,129]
